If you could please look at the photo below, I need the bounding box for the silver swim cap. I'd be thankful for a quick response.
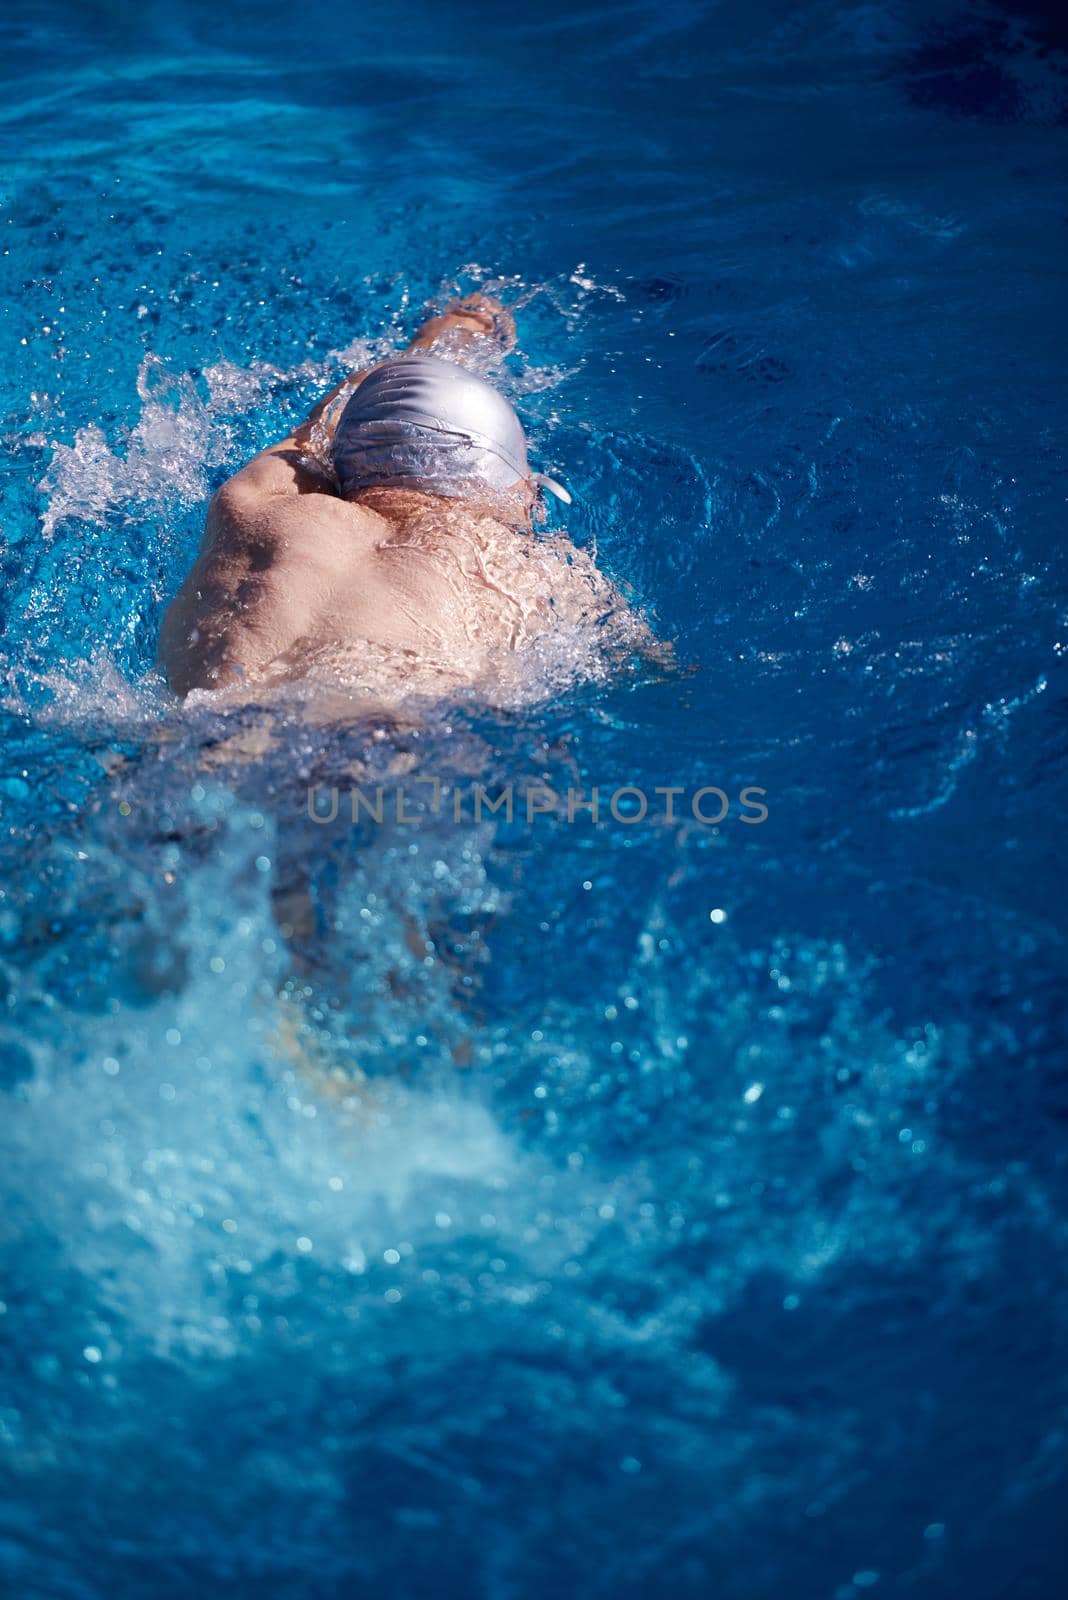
[332,353,570,505]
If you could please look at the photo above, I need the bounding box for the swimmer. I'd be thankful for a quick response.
[159,294,653,699]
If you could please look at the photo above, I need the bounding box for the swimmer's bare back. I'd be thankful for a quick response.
[159,295,648,699]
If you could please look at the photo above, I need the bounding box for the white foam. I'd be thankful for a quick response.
[39,356,232,538]
[37,339,391,540]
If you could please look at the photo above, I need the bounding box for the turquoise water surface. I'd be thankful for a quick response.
[1,2,1067,1596]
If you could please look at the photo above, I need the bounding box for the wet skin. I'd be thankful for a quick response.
[159,297,639,700]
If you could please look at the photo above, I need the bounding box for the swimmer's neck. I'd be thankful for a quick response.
[349,485,455,520]
[349,484,533,531]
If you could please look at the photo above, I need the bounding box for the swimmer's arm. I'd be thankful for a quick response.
[406,294,515,353]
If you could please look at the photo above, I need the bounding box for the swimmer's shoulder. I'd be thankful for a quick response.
[206,474,380,570]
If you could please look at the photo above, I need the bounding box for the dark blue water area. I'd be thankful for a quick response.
[1,2,1067,1596]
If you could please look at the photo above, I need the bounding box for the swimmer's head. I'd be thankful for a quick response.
[332,353,570,510]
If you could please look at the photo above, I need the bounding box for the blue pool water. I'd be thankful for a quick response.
[2,1,1067,1595]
